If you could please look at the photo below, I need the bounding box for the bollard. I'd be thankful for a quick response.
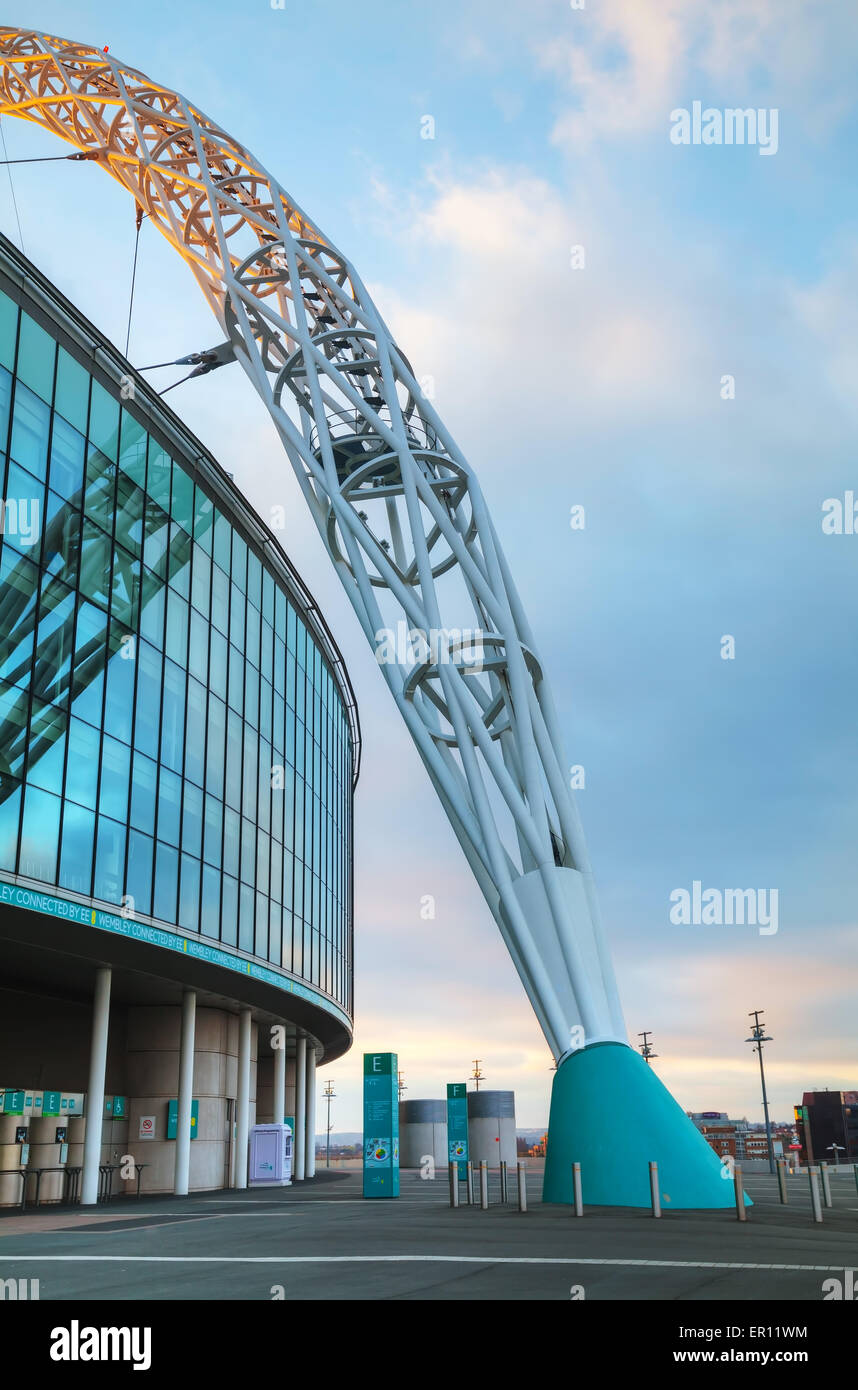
[776,1158,788,1204]
[808,1166,823,1223]
[449,1163,459,1209]
[854,1164,858,1201]
[572,1161,583,1217]
[499,1159,508,1204]
[466,1161,474,1206]
[517,1161,527,1212]
[479,1159,488,1209]
[734,1164,747,1222]
[819,1161,832,1209]
[649,1160,661,1218]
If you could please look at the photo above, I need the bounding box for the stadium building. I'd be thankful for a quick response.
[0,233,359,1203]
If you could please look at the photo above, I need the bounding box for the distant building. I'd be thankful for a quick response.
[794,1090,858,1165]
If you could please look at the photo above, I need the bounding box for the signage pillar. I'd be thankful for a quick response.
[363,1053,399,1198]
[446,1082,469,1180]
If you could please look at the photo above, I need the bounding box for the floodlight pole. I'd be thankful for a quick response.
[746,1010,775,1174]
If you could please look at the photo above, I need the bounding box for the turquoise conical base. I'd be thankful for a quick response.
[542,1042,750,1209]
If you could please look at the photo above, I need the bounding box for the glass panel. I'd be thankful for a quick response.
[65,716,100,808]
[240,815,255,885]
[165,589,188,666]
[54,347,89,432]
[142,497,169,579]
[223,805,240,879]
[167,522,191,598]
[179,853,200,931]
[231,532,247,592]
[185,676,206,787]
[94,815,126,903]
[115,471,145,558]
[20,785,60,881]
[239,883,254,952]
[0,290,17,373]
[203,793,223,867]
[78,520,112,609]
[49,414,85,501]
[139,567,165,648]
[59,800,94,895]
[133,639,161,757]
[191,546,210,618]
[110,544,140,631]
[209,627,227,700]
[182,781,203,859]
[170,460,194,533]
[4,463,44,558]
[189,609,208,685]
[229,584,245,649]
[88,380,120,461]
[10,384,50,480]
[153,840,178,922]
[211,564,228,635]
[17,312,55,403]
[156,765,182,846]
[193,484,214,551]
[201,863,220,938]
[0,782,21,869]
[83,449,115,530]
[27,700,67,794]
[221,874,238,946]
[247,551,262,610]
[245,604,260,668]
[159,657,185,773]
[126,828,153,915]
[118,410,147,488]
[0,681,29,781]
[103,624,136,743]
[98,733,130,821]
[205,694,225,799]
[213,510,230,572]
[129,750,157,833]
[33,579,75,704]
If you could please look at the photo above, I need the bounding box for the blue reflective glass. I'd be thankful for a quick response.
[225,709,242,810]
[159,658,185,773]
[78,519,112,609]
[179,852,200,931]
[58,800,94,895]
[54,347,89,433]
[118,410,146,488]
[143,497,169,579]
[223,805,239,878]
[255,892,268,959]
[65,716,99,808]
[203,794,222,867]
[0,292,17,373]
[0,681,29,780]
[191,546,210,618]
[221,874,237,947]
[211,564,228,635]
[17,314,55,404]
[156,766,182,845]
[129,750,157,832]
[228,645,243,715]
[193,485,213,551]
[184,677,206,787]
[244,664,259,730]
[239,883,254,953]
[27,701,67,794]
[133,640,161,756]
[4,462,44,559]
[201,863,220,938]
[205,694,225,799]
[10,385,50,484]
[213,511,230,573]
[209,627,227,700]
[99,734,130,820]
[247,551,262,611]
[94,815,126,903]
[139,568,165,648]
[167,522,191,599]
[240,815,255,885]
[170,460,193,533]
[153,840,178,922]
[189,609,208,684]
[20,785,60,881]
[229,584,244,649]
[115,472,145,558]
[245,604,260,669]
[88,381,119,461]
[231,532,247,591]
[48,414,85,501]
[0,782,21,868]
[165,589,188,665]
[126,829,153,916]
[182,781,203,859]
[83,450,115,530]
[241,726,257,816]
[103,629,136,744]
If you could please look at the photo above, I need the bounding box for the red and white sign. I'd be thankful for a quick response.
[138,1115,156,1139]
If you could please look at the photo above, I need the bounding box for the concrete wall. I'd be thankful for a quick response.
[467,1090,517,1168]
[399,1099,447,1168]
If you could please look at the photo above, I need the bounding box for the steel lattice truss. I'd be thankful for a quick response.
[0,27,626,1058]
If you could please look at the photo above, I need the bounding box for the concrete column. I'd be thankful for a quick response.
[174,990,196,1196]
[294,1035,306,1181]
[273,1027,286,1125]
[235,1008,252,1190]
[305,1046,317,1179]
[81,967,111,1206]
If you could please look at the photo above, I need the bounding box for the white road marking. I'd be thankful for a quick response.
[0,1255,846,1271]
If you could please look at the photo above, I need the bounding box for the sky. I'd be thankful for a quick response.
[2,0,856,1130]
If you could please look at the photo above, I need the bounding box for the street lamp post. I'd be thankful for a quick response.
[323,1079,336,1168]
[745,1010,775,1175]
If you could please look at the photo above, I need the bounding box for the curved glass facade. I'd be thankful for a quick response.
[0,283,354,1016]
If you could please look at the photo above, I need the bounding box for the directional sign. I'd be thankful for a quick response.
[363,1053,399,1198]
[446,1083,470,1179]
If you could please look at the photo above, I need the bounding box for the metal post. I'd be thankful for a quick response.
[734,1164,747,1221]
[776,1158,788,1204]
[808,1166,823,1223]
[294,1034,306,1181]
[649,1160,661,1218]
[499,1159,508,1203]
[81,967,111,1207]
[466,1160,474,1206]
[234,1006,252,1190]
[305,1046,317,1179]
[819,1160,832,1208]
[854,1163,858,1202]
[449,1163,459,1208]
[572,1161,583,1216]
[516,1161,527,1212]
[273,1023,286,1125]
[174,988,196,1196]
[479,1159,488,1209]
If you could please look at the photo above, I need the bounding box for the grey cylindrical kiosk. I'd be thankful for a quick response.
[467,1090,517,1168]
[399,1099,447,1169]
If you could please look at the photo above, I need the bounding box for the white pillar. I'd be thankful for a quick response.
[81,967,111,1206]
[273,1026,286,1125]
[174,990,196,1196]
[235,1007,252,1190]
[294,1034,306,1181]
[305,1046,317,1179]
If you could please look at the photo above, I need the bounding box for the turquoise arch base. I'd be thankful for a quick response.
[542,1042,751,1209]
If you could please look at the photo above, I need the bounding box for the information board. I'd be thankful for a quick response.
[363,1052,399,1198]
[446,1082,470,1179]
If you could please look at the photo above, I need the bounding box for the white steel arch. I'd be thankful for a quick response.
[0,27,626,1061]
